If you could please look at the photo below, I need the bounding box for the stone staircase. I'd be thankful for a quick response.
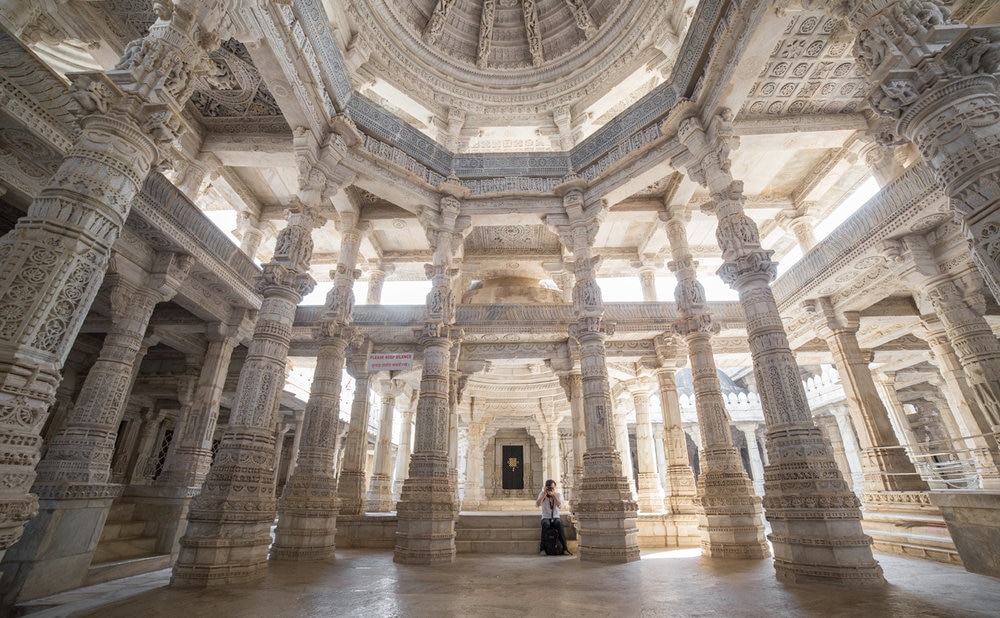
[455,512,575,554]
[87,502,171,584]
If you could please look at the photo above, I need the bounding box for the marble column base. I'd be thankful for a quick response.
[763,427,885,587]
[336,470,368,517]
[118,484,201,560]
[0,492,118,603]
[271,473,340,561]
[393,455,457,565]
[336,514,398,548]
[696,449,769,560]
[459,495,483,511]
[636,472,665,514]
[860,446,929,492]
[637,512,700,548]
[171,518,273,588]
[574,451,640,563]
[365,474,395,513]
[663,494,701,547]
[171,484,276,589]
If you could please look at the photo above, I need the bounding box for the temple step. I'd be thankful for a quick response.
[455,512,574,554]
[86,554,173,586]
[90,498,162,565]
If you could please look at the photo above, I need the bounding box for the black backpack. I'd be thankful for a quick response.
[543,525,563,555]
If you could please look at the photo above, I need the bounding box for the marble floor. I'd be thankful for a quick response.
[17,548,1000,618]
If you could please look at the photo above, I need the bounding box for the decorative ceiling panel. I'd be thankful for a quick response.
[739,13,869,120]
[189,39,291,134]
[98,0,156,44]
[465,224,562,254]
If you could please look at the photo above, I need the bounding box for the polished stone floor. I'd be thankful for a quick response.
[17,547,1000,618]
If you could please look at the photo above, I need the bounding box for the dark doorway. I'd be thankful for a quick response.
[501,445,524,489]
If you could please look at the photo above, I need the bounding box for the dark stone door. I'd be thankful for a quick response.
[501,445,524,490]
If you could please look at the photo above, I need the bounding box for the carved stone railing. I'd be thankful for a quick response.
[131,173,262,309]
[801,365,846,411]
[677,390,765,425]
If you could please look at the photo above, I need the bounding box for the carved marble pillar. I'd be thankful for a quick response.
[284,413,304,484]
[805,299,927,493]
[110,406,145,485]
[831,405,867,493]
[448,369,463,517]
[367,379,403,512]
[920,316,1000,488]
[172,205,321,588]
[0,11,215,571]
[832,0,1000,317]
[128,407,167,485]
[922,282,1000,431]
[551,176,638,563]
[671,111,882,585]
[114,340,157,482]
[332,420,349,477]
[1,253,190,600]
[886,236,1000,436]
[652,422,667,491]
[462,421,485,509]
[860,136,909,187]
[158,328,241,489]
[235,211,264,261]
[393,398,416,501]
[775,210,817,252]
[270,325,350,560]
[550,268,575,303]
[736,423,765,497]
[873,371,923,454]
[174,152,218,203]
[631,259,662,302]
[394,324,458,564]
[395,190,468,564]
[630,382,665,513]
[338,353,372,517]
[365,261,393,305]
[662,203,766,558]
[540,397,562,488]
[612,393,637,499]
[653,360,699,533]
[273,424,290,483]
[558,370,585,510]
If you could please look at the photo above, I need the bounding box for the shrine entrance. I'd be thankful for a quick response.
[501,445,525,489]
[484,429,541,503]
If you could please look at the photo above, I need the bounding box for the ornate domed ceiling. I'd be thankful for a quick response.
[336,0,689,152]
[407,0,616,70]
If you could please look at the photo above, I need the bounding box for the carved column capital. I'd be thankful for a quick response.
[803,297,860,336]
